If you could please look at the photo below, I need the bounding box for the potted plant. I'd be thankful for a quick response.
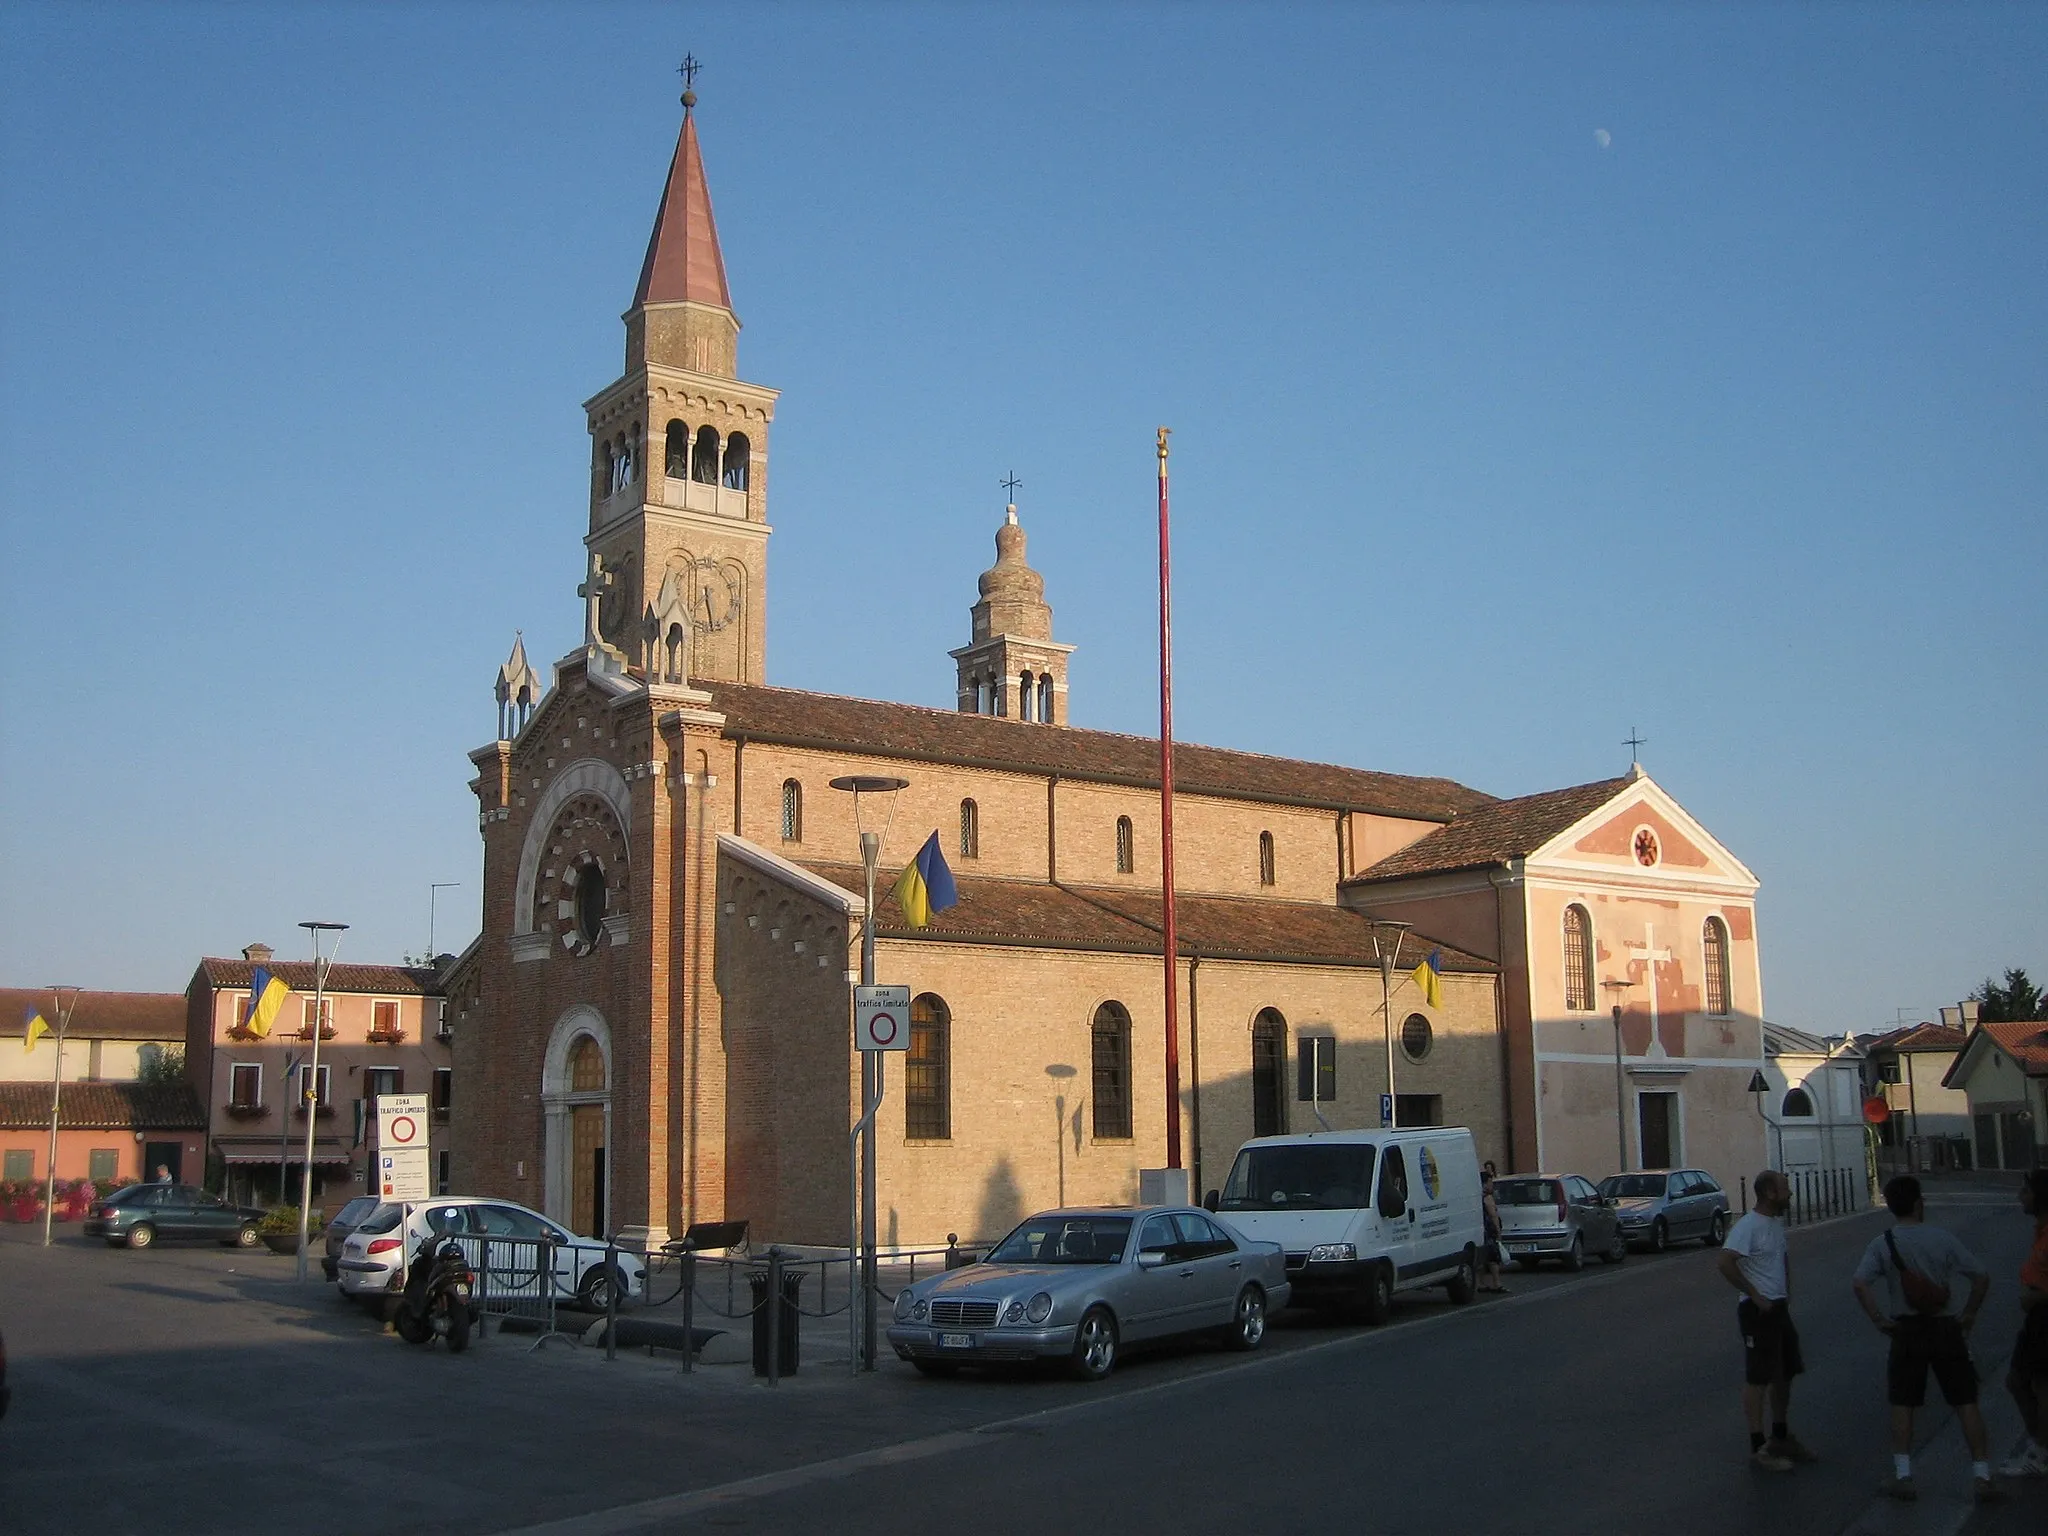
[257,1204,317,1255]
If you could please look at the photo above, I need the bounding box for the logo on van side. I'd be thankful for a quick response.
[1419,1145,1441,1201]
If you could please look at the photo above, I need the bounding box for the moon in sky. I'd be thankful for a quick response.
[1594,128,1613,150]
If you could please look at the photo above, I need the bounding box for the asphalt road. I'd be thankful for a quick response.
[2,1176,2043,1536]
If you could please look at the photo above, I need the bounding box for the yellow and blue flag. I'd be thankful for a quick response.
[1410,949,1444,1010]
[890,831,959,930]
[24,1004,50,1051]
[244,966,291,1039]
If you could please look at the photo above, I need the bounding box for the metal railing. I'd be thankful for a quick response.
[1738,1167,1873,1229]
[446,1233,575,1350]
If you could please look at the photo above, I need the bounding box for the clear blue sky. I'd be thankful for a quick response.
[2,4,2041,1035]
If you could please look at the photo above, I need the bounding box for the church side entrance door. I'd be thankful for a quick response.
[571,1104,605,1238]
[1637,1092,1677,1170]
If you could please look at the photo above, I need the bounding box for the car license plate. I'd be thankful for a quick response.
[1506,1243,1531,1254]
[939,1332,976,1349]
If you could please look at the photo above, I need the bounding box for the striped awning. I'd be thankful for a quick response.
[218,1142,352,1167]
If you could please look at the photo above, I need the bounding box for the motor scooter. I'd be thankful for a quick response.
[393,1233,475,1352]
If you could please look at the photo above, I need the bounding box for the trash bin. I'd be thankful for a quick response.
[749,1268,802,1376]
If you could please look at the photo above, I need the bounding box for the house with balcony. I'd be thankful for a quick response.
[184,945,453,1209]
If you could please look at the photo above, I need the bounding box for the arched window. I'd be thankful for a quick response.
[1252,1009,1287,1137]
[1037,673,1054,722]
[663,623,686,683]
[1019,671,1036,721]
[665,420,689,478]
[1258,831,1276,887]
[906,994,950,1140]
[691,425,719,484]
[1781,1087,1814,1118]
[1091,1002,1132,1139]
[1563,904,1594,1011]
[626,422,641,482]
[1401,1012,1433,1062]
[1115,816,1134,874]
[593,438,610,500]
[574,862,607,945]
[1703,916,1731,1016]
[780,779,802,842]
[959,798,979,860]
[721,431,750,491]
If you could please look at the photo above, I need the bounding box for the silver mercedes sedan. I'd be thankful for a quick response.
[887,1205,1291,1381]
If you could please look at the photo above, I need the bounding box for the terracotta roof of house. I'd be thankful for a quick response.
[1343,775,1633,883]
[192,960,441,995]
[0,989,187,1042]
[1866,1022,1968,1055]
[0,1081,208,1131]
[633,105,731,310]
[703,682,1495,822]
[797,861,1494,972]
[1979,1021,2048,1075]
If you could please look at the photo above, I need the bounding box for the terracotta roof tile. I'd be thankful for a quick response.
[0,1081,207,1131]
[798,861,1493,972]
[1866,1022,1968,1054]
[193,960,441,995]
[1980,1021,2048,1075]
[704,683,1494,822]
[1344,776,1632,883]
[0,989,186,1042]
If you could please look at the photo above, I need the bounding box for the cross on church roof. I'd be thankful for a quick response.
[1001,472,1022,504]
[1623,727,1646,765]
[678,53,700,109]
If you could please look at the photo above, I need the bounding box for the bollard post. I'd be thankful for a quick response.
[605,1238,618,1361]
[1739,1176,1748,1216]
[766,1248,784,1388]
[681,1251,695,1374]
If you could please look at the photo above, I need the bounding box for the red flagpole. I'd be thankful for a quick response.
[1157,427,1182,1170]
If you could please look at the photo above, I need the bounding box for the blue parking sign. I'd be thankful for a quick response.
[1380,1093,1394,1127]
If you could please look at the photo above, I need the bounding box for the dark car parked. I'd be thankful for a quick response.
[82,1184,264,1250]
[322,1196,382,1282]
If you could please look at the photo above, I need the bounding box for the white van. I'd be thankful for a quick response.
[1207,1127,1484,1322]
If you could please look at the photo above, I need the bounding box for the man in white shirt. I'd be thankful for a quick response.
[1718,1169,1816,1472]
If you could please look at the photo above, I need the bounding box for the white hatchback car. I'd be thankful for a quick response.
[335,1197,647,1312]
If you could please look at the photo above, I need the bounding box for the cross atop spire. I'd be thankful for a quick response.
[633,74,731,311]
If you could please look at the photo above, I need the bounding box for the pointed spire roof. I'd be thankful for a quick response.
[633,101,732,311]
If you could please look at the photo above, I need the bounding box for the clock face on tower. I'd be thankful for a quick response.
[692,560,742,633]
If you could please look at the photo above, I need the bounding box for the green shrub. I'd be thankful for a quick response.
[257,1204,304,1235]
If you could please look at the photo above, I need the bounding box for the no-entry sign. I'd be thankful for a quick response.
[376,1092,432,1200]
[854,985,911,1052]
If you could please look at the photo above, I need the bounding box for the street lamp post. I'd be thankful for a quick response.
[1602,978,1633,1175]
[1368,922,1410,1127]
[295,921,348,1281]
[427,882,460,960]
[830,774,908,1373]
[40,986,83,1246]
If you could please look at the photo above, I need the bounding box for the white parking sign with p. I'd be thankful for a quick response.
[854,985,911,1052]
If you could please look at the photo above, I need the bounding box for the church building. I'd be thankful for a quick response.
[449,87,1770,1249]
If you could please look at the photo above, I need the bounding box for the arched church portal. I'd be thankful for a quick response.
[542,1007,612,1238]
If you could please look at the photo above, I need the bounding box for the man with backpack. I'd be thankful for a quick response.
[1851,1174,2002,1504]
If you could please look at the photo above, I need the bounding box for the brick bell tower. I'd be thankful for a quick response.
[581,77,778,688]
[950,500,1075,723]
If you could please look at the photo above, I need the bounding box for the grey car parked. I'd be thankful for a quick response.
[888,1206,1291,1380]
[1493,1173,1625,1271]
[1597,1169,1730,1251]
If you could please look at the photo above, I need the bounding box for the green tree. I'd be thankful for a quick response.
[137,1047,186,1087]
[1971,968,2046,1023]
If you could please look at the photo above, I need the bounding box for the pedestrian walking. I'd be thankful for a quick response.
[1480,1170,1508,1294]
[1998,1168,2048,1479]
[1850,1174,2002,1504]
[1717,1169,1815,1472]
[153,1164,172,1184]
